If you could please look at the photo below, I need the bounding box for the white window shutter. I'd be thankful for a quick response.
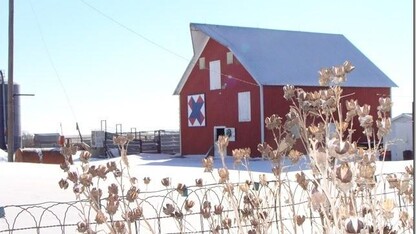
[209,60,221,90]
[199,57,205,69]
[226,52,233,64]
[238,91,251,122]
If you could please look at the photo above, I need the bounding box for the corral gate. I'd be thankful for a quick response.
[89,130,180,156]
[128,130,180,154]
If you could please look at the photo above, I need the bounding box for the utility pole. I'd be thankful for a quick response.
[7,0,14,162]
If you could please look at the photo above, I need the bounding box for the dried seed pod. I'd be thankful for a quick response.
[184,199,195,211]
[114,221,126,234]
[257,142,273,159]
[202,200,211,209]
[130,177,138,185]
[79,151,92,164]
[73,183,84,196]
[161,177,171,187]
[218,168,229,183]
[310,189,325,211]
[106,194,119,215]
[216,135,229,157]
[336,163,353,183]
[195,178,203,187]
[108,183,118,195]
[67,171,78,183]
[272,165,281,176]
[232,148,250,165]
[258,211,268,220]
[359,163,376,180]
[288,149,302,164]
[90,187,102,204]
[222,217,232,229]
[124,207,143,221]
[88,165,98,177]
[240,207,252,218]
[58,179,69,189]
[405,165,414,175]
[163,203,175,216]
[77,221,89,233]
[96,165,108,180]
[381,198,395,215]
[176,183,187,196]
[295,172,308,190]
[61,145,77,157]
[132,207,143,219]
[113,135,129,146]
[143,177,151,185]
[95,211,107,224]
[283,85,296,100]
[214,205,223,215]
[200,205,211,219]
[377,97,392,113]
[126,186,140,202]
[174,211,183,219]
[345,217,364,234]
[113,169,122,177]
[399,211,409,227]
[343,60,355,73]
[202,157,214,172]
[239,183,250,193]
[265,114,282,130]
[318,68,331,86]
[259,174,268,186]
[295,215,305,226]
[79,173,93,187]
[106,161,117,172]
[60,161,70,172]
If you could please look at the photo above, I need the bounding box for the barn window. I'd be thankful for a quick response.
[199,57,206,69]
[209,60,221,90]
[238,91,251,122]
[226,52,234,64]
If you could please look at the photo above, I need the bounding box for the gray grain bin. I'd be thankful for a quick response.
[0,81,21,152]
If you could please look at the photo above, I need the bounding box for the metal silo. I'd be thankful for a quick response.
[0,73,21,152]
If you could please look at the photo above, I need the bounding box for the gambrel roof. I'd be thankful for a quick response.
[174,23,396,94]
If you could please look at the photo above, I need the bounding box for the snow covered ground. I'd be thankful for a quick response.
[0,149,310,205]
[0,149,413,233]
[0,149,310,233]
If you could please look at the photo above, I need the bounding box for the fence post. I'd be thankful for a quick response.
[139,132,142,153]
[156,130,161,153]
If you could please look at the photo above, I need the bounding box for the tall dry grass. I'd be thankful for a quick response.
[58,61,413,234]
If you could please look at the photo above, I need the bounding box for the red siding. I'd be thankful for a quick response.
[179,40,392,157]
[179,39,261,156]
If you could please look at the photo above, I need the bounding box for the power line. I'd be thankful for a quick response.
[78,0,259,88]
[79,0,190,62]
[28,0,78,124]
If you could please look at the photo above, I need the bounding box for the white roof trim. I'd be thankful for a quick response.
[173,28,210,95]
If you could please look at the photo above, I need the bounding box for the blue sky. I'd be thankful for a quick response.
[0,0,413,136]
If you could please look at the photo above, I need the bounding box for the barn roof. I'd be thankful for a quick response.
[392,113,413,122]
[174,23,396,94]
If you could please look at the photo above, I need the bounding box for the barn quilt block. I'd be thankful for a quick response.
[188,94,206,127]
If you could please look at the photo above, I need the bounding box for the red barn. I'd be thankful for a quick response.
[174,23,396,157]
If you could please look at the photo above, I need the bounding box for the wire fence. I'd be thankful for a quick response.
[0,172,413,234]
